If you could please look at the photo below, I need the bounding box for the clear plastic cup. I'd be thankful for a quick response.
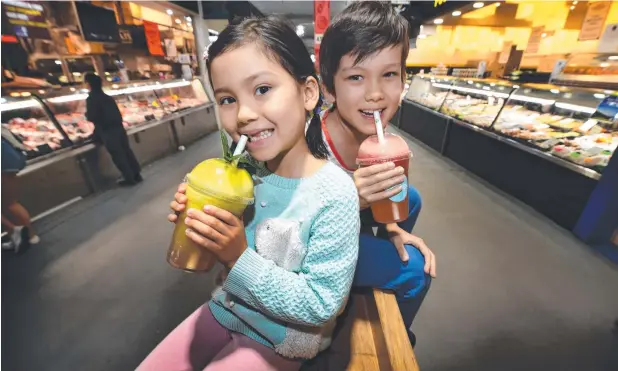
[357,133,412,224]
[167,158,254,272]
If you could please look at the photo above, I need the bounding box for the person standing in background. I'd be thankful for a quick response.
[84,73,142,186]
[1,126,40,253]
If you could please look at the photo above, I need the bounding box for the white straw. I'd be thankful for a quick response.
[374,111,385,144]
[233,135,249,156]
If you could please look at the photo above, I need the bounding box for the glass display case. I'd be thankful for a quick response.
[404,75,455,110]
[106,81,168,127]
[0,95,70,159]
[44,88,95,144]
[439,78,514,128]
[494,84,617,174]
[154,79,210,113]
[1,79,211,162]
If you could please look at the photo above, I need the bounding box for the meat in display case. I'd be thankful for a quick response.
[439,79,514,128]
[404,75,455,110]
[0,96,71,159]
[493,84,617,174]
[43,89,96,144]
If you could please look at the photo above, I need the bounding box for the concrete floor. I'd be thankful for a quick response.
[2,128,618,371]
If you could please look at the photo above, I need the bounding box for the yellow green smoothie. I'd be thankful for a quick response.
[167,134,254,272]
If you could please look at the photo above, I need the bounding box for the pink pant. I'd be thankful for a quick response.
[136,303,302,371]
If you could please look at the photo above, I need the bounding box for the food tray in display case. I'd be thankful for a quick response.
[439,78,514,128]
[405,75,456,110]
[493,84,617,174]
[0,95,71,159]
[43,88,95,144]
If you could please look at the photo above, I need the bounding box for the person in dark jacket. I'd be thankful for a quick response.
[84,73,142,186]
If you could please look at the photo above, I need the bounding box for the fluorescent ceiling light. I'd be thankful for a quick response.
[473,2,485,9]
[434,18,443,24]
[452,11,462,16]
[166,9,173,15]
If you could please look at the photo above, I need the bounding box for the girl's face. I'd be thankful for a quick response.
[211,44,319,163]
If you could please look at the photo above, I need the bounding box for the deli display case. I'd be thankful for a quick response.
[404,75,455,110]
[0,78,217,217]
[399,75,456,151]
[494,84,616,175]
[0,95,71,159]
[439,78,514,128]
[400,75,617,230]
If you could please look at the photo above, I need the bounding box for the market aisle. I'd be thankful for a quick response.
[3,128,618,371]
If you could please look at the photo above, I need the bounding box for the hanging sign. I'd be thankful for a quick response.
[314,0,330,68]
[143,20,164,56]
[578,1,611,41]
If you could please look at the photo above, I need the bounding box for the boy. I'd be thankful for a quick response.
[318,1,435,345]
[169,1,435,346]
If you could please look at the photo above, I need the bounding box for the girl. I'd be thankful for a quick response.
[138,16,360,371]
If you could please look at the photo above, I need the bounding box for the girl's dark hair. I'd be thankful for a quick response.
[206,16,328,160]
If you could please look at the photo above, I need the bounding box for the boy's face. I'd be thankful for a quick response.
[331,46,404,137]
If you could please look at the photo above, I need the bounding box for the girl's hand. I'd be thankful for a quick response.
[168,183,187,223]
[353,162,406,209]
[184,205,248,269]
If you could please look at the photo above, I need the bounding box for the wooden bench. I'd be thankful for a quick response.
[302,288,420,371]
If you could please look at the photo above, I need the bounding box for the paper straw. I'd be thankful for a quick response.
[374,111,385,144]
[233,135,248,156]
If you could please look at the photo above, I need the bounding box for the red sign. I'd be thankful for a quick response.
[143,20,164,56]
[314,0,330,69]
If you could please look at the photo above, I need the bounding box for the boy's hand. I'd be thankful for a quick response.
[184,206,248,269]
[353,162,406,209]
[386,223,436,278]
[168,183,187,223]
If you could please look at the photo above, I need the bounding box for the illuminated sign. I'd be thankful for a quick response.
[1,1,50,39]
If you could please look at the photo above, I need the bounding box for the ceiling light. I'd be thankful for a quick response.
[570,5,575,10]
[495,2,500,6]
[185,16,192,22]
[166,9,173,15]
[296,25,305,37]
[473,2,485,9]
[452,11,462,16]
[573,1,578,4]
[608,56,618,60]
[434,18,444,24]
[541,33,547,38]
[600,62,610,68]
[175,19,181,24]
[55,60,62,65]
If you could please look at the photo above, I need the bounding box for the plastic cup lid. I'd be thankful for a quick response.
[186,173,255,205]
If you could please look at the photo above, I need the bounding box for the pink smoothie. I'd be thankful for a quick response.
[357,133,412,224]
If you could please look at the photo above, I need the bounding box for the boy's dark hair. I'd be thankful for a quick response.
[319,1,410,94]
[206,16,328,160]
[84,72,102,91]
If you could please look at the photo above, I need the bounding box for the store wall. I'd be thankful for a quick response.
[407,1,618,69]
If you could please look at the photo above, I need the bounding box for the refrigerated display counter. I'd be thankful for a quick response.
[399,75,617,230]
[1,79,217,217]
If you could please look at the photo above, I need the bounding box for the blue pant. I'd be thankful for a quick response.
[352,186,431,344]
